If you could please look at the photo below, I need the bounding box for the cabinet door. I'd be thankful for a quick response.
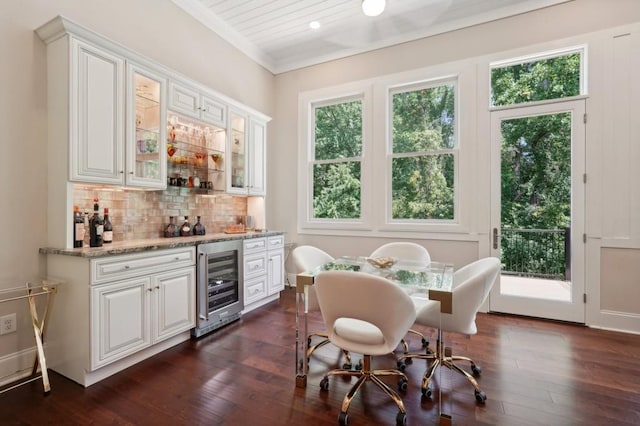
[126,63,167,189]
[200,94,226,127]
[168,81,199,119]
[248,119,266,195]
[91,277,151,369]
[71,39,124,184]
[227,110,248,194]
[267,248,285,295]
[152,267,196,342]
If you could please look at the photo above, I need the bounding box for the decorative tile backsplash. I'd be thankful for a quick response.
[73,185,247,242]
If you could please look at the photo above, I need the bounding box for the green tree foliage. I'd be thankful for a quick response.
[313,100,362,218]
[391,85,455,219]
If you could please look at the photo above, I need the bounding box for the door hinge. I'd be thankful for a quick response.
[583,233,587,243]
[583,113,587,124]
[583,293,587,304]
[583,173,587,184]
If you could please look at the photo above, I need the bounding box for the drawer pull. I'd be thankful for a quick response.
[147,288,153,292]
[123,265,130,270]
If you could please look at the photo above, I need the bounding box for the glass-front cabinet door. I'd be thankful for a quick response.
[126,63,167,188]
[228,111,247,194]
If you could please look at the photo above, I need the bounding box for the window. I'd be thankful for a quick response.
[389,81,457,221]
[311,97,363,220]
[491,49,584,107]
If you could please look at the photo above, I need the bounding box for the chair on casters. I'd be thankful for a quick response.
[315,270,416,426]
[291,245,352,370]
[370,242,432,353]
[396,257,501,403]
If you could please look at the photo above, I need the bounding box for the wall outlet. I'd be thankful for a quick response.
[0,313,17,335]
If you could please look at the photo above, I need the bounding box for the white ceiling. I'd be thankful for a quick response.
[172,0,572,74]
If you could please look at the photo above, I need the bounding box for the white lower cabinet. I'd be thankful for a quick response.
[46,246,195,387]
[90,267,195,370]
[242,235,284,313]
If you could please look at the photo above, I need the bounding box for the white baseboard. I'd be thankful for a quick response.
[0,346,39,388]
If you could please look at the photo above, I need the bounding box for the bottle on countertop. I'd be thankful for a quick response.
[103,208,113,243]
[164,216,178,238]
[180,216,191,236]
[193,216,206,235]
[73,205,84,248]
[89,198,103,247]
[83,209,90,246]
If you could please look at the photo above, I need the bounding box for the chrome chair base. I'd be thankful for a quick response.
[320,355,409,426]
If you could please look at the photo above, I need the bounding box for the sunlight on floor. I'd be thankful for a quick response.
[500,275,571,301]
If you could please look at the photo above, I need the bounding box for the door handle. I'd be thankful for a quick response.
[493,228,499,249]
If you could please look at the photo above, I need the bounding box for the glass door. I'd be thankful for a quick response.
[228,111,247,193]
[127,64,166,188]
[489,100,585,323]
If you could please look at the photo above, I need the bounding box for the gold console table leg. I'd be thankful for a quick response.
[27,287,53,395]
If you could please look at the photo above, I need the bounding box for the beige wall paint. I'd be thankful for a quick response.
[0,0,274,359]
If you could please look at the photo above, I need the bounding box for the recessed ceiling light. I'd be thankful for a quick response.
[362,0,386,17]
[309,21,320,30]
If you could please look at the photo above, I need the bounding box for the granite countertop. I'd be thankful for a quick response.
[39,230,285,258]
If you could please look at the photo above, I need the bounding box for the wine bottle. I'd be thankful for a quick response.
[193,216,206,235]
[164,216,178,238]
[180,216,191,236]
[73,205,84,248]
[89,198,103,247]
[103,208,113,243]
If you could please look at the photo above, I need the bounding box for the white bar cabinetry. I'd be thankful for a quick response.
[243,235,284,313]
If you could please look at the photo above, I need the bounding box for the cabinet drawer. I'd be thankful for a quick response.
[91,247,196,284]
[267,235,284,250]
[244,252,267,278]
[243,237,266,254]
[244,275,267,305]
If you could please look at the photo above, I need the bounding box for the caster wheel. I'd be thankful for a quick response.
[421,386,433,398]
[342,363,352,370]
[338,412,349,426]
[405,357,413,365]
[398,378,408,392]
[355,360,363,371]
[396,412,407,426]
[475,390,487,403]
[471,364,482,376]
[307,337,312,346]
[319,377,329,391]
[396,361,406,371]
[421,338,429,347]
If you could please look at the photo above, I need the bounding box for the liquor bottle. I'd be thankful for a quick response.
[180,216,191,236]
[103,208,113,243]
[83,209,90,246]
[73,205,84,248]
[164,216,178,238]
[193,216,206,235]
[89,198,103,247]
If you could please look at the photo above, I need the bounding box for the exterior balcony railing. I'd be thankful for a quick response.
[500,227,570,281]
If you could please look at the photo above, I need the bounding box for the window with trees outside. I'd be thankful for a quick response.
[390,81,456,221]
[311,97,363,220]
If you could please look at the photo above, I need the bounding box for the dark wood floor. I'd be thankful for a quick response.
[2,287,640,425]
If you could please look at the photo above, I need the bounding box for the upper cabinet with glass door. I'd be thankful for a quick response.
[126,63,167,189]
[227,110,266,196]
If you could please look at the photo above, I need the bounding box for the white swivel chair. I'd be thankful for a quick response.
[396,257,501,403]
[315,270,416,426]
[291,245,352,369]
[370,242,432,352]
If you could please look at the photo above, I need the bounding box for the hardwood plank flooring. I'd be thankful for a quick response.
[1,287,639,425]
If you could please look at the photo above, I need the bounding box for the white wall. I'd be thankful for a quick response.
[269,0,640,332]
[0,0,274,367]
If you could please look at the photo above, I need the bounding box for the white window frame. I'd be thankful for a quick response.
[385,77,460,227]
[298,82,373,231]
[489,45,588,109]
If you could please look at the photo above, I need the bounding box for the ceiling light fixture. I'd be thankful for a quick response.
[362,0,386,17]
[309,21,320,30]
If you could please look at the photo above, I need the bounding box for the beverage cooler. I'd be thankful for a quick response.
[192,240,243,338]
